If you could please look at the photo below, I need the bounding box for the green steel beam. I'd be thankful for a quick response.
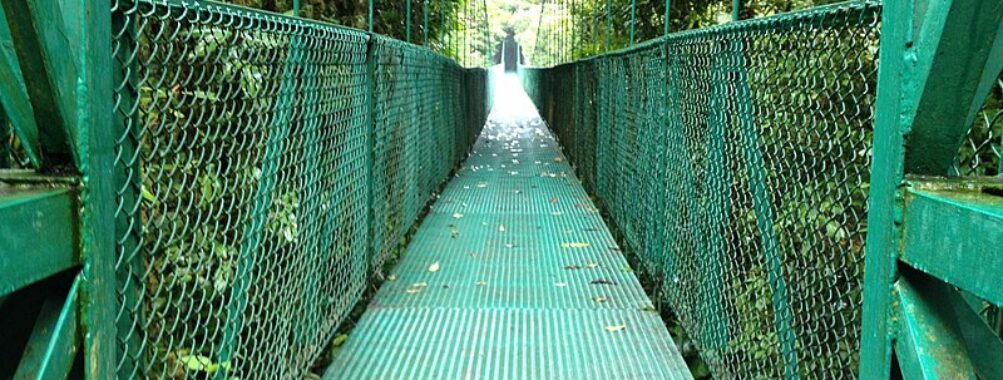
[0,188,77,297]
[0,5,41,167]
[13,275,81,380]
[894,269,1003,379]
[903,0,1003,175]
[894,273,978,380]
[0,0,80,167]
[901,179,1003,306]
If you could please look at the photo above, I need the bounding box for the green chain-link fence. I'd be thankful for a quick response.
[953,75,1003,177]
[109,1,487,378]
[523,1,880,378]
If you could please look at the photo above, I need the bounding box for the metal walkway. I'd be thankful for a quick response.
[325,74,692,379]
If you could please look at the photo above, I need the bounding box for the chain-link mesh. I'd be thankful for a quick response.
[369,35,486,270]
[527,2,880,378]
[952,75,1003,177]
[110,1,485,378]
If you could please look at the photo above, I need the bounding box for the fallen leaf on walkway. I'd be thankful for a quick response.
[641,305,657,312]
[387,274,397,281]
[475,281,488,286]
[591,279,616,285]
[428,262,440,272]
[498,224,506,232]
[593,296,609,303]
[505,243,515,248]
[412,282,428,287]
[564,265,582,270]
[585,262,600,269]
[554,156,563,162]
[549,197,558,204]
[560,242,591,248]
[452,212,464,219]
[551,211,564,216]
[555,282,567,287]
[620,266,634,273]
[406,288,422,294]
[476,182,488,188]
[605,325,626,332]
[449,224,459,239]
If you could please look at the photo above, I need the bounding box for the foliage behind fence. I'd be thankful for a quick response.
[109,1,487,378]
[523,1,880,378]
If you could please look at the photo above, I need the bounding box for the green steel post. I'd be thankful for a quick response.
[605,0,611,51]
[629,0,636,45]
[859,0,912,377]
[110,8,145,376]
[369,0,374,32]
[571,0,576,60]
[406,0,412,43]
[293,0,300,16]
[483,0,489,66]
[664,0,670,35]
[732,0,740,21]
[423,0,429,45]
[78,0,118,376]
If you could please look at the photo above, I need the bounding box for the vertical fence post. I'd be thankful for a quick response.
[406,0,412,42]
[293,0,300,17]
[629,0,636,46]
[731,0,740,21]
[79,0,118,377]
[368,0,374,32]
[483,0,489,66]
[664,0,671,35]
[605,0,611,51]
[859,0,911,377]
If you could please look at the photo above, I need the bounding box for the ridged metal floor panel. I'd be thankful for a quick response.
[325,74,692,379]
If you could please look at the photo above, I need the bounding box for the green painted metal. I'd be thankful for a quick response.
[732,0,741,21]
[629,0,636,45]
[76,0,118,376]
[894,273,979,380]
[894,269,1003,379]
[423,0,429,44]
[901,181,1003,306]
[664,0,670,35]
[406,0,411,43]
[903,0,1003,175]
[325,74,691,379]
[605,0,611,51]
[0,5,41,168]
[0,0,79,167]
[13,274,80,380]
[0,189,76,297]
[858,0,911,377]
[525,2,880,378]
